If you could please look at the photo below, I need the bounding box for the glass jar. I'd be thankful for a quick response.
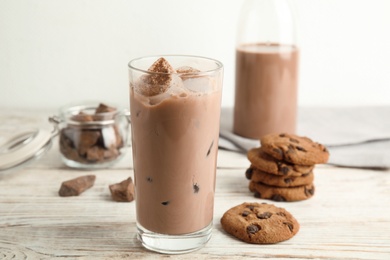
[50,102,130,169]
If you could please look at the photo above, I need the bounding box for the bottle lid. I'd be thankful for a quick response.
[0,127,52,173]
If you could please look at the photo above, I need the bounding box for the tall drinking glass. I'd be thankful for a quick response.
[128,55,223,254]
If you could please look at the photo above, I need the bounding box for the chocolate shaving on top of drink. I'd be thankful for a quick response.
[136,57,176,97]
[148,57,175,74]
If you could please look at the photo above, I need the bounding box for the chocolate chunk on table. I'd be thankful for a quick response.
[59,175,96,197]
[109,177,135,202]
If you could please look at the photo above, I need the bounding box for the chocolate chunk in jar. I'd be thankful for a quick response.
[94,103,117,121]
[60,137,78,160]
[95,103,117,114]
[71,112,94,122]
[77,130,101,155]
[86,146,105,161]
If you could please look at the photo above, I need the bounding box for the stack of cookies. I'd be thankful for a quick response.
[246,133,329,202]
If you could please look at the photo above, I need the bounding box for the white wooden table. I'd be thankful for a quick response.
[1,109,390,259]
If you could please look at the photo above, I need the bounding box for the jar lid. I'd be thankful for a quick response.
[0,127,52,173]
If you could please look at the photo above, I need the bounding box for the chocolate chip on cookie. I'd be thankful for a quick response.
[260,133,329,165]
[245,167,254,180]
[221,202,300,244]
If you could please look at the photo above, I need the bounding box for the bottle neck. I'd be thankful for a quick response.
[236,0,298,47]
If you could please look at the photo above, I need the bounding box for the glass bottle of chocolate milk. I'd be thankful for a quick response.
[233,0,299,140]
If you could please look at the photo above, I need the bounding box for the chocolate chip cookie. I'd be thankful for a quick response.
[249,181,315,202]
[247,148,314,177]
[260,133,329,165]
[248,167,314,187]
[220,202,300,244]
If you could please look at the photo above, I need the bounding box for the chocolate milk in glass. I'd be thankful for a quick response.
[128,56,223,254]
[233,43,299,139]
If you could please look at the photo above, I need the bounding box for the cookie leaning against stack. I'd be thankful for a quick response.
[246,133,329,202]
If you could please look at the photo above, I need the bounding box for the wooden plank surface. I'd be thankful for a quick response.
[1,155,390,259]
[1,110,390,259]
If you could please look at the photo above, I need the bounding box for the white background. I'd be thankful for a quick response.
[1,0,390,109]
